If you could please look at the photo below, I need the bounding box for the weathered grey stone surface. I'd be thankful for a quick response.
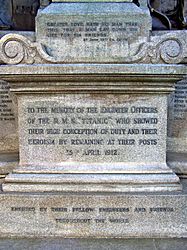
[0,63,186,76]
[17,95,168,166]
[0,180,187,237]
[3,92,180,191]
[52,0,148,8]
[0,64,184,193]
[36,2,151,62]
[167,78,187,177]
[0,238,187,250]
[0,30,187,65]
[0,81,18,154]
[0,0,186,239]
[0,80,18,175]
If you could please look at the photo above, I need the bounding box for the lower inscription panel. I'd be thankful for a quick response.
[0,192,186,237]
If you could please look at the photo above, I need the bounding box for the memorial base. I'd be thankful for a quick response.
[0,64,184,194]
[3,169,181,193]
[0,180,186,238]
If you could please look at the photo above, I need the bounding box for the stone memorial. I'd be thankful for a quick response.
[0,0,186,238]
[36,0,151,62]
[167,78,187,178]
[1,64,183,193]
[0,80,18,183]
[164,0,187,179]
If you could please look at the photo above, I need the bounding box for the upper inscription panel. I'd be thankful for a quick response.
[36,2,151,62]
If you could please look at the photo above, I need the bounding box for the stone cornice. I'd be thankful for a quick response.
[0,31,187,65]
[0,63,185,94]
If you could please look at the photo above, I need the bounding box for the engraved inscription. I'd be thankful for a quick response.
[23,97,160,163]
[0,80,17,152]
[170,80,187,121]
[0,81,15,122]
[10,205,175,226]
[45,21,140,43]
[168,79,187,137]
[3,193,185,237]
[19,95,166,165]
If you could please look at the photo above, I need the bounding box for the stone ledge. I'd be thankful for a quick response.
[0,238,187,250]
[0,183,186,238]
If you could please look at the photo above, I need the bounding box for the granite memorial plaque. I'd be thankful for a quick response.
[36,0,151,62]
[167,78,187,177]
[0,80,18,177]
[19,95,166,168]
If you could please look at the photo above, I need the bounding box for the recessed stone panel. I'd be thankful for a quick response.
[0,80,18,174]
[0,80,18,154]
[167,78,187,176]
[19,94,166,169]
[168,78,187,153]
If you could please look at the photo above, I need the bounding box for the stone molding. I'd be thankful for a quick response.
[0,32,186,65]
[0,64,185,95]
